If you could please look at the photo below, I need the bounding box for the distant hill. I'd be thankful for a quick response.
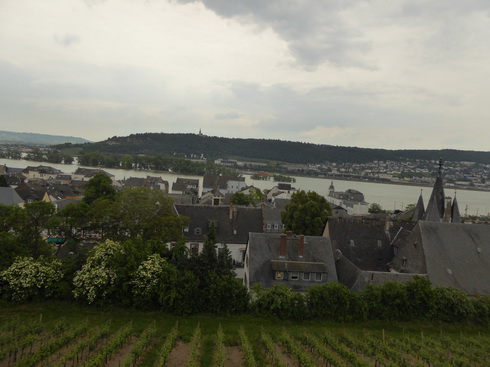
[62,132,490,164]
[0,131,91,145]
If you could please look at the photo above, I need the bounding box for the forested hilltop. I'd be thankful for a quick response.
[61,133,490,164]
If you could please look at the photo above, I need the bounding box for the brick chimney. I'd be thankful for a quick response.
[279,233,287,258]
[298,235,305,258]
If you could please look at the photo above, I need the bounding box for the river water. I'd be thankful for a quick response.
[2,158,489,216]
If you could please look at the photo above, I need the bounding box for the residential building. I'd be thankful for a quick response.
[244,232,338,291]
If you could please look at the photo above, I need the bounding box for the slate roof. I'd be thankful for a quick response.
[0,187,24,205]
[335,249,427,291]
[172,178,199,193]
[74,168,114,178]
[423,176,445,221]
[202,174,244,192]
[246,232,337,291]
[325,217,415,271]
[412,192,425,221]
[418,221,490,295]
[175,204,263,244]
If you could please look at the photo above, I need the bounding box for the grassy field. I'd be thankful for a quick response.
[0,301,489,367]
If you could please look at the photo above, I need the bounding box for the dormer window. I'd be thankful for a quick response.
[194,227,202,235]
[275,271,284,280]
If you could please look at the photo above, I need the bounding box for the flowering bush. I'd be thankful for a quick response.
[131,254,167,299]
[131,253,178,309]
[73,240,125,304]
[0,256,63,302]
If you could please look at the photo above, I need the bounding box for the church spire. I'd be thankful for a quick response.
[423,159,445,222]
[412,189,425,222]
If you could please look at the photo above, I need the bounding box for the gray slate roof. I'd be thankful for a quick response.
[418,221,490,295]
[246,232,337,291]
[175,204,263,244]
[0,187,24,205]
[325,217,415,271]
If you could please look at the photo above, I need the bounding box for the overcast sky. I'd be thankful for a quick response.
[1,0,489,150]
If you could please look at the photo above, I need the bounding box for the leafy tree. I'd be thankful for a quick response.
[54,202,91,241]
[230,192,254,206]
[21,201,56,258]
[281,190,332,236]
[0,232,27,271]
[404,203,417,212]
[0,175,8,187]
[82,173,116,204]
[368,202,385,213]
[111,187,184,242]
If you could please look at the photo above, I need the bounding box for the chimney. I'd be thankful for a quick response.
[279,233,287,258]
[444,197,452,222]
[298,235,305,258]
[229,202,234,220]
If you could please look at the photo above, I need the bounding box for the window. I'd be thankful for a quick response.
[274,224,279,229]
[183,226,189,233]
[290,272,299,280]
[194,227,201,235]
[402,257,407,267]
[315,272,322,281]
[377,240,382,248]
[303,272,311,281]
[267,223,271,229]
[275,271,284,280]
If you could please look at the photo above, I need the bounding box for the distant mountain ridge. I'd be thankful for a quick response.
[67,132,490,164]
[0,130,91,145]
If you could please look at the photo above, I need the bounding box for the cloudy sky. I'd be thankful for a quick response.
[1,0,489,150]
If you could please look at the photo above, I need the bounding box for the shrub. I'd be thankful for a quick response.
[432,286,475,322]
[0,256,63,302]
[307,282,355,321]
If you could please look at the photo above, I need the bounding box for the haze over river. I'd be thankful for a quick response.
[2,158,489,216]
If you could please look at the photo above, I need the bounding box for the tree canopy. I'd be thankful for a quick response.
[281,190,332,236]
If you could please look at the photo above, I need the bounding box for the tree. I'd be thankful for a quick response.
[0,175,8,187]
[82,173,116,204]
[111,187,185,242]
[281,190,332,236]
[21,201,56,258]
[230,192,254,206]
[368,202,385,214]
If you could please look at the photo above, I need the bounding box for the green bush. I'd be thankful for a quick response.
[307,282,360,321]
[432,286,475,322]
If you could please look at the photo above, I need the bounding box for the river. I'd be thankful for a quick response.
[2,158,489,216]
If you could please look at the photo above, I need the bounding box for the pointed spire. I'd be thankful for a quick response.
[424,195,443,222]
[328,180,335,193]
[412,189,425,222]
[451,193,461,223]
[423,159,446,221]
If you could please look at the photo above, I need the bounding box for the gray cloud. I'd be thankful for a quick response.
[177,0,372,69]
[178,0,490,69]
[54,34,80,47]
